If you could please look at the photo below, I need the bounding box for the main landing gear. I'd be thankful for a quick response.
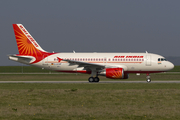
[88,77,100,82]
[88,70,100,82]
[146,73,151,83]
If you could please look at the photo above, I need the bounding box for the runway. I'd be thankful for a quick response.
[0,81,180,83]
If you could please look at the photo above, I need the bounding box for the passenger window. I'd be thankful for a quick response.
[158,58,160,61]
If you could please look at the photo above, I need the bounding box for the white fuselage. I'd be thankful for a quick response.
[32,52,174,73]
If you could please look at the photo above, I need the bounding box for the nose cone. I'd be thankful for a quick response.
[167,62,174,71]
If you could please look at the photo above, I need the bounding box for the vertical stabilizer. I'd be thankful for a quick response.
[12,24,54,64]
[13,24,46,55]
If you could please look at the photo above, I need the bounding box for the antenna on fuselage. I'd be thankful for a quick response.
[146,51,148,53]
[73,50,76,53]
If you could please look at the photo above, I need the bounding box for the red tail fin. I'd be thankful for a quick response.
[12,24,54,63]
[13,24,46,56]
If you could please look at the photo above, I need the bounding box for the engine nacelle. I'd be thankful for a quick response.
[106,68,124,79]
[99,68,129,79]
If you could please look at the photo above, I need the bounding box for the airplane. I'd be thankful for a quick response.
[8,24,174,82]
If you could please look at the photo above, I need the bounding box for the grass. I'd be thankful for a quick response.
[0,66,180,119]
[0,66,53,73]
[0,83,180,90]
[0,83,180,120]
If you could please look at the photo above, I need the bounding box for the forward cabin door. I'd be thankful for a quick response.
[146,55,151,66]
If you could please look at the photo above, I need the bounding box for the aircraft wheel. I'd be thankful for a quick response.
[147,78,151,83]
[88,77,94,82]
[94,77,100,82]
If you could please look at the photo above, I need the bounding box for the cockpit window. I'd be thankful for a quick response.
[158,58,167,61]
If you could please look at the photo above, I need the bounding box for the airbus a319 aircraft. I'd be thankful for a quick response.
[9,24,174,82]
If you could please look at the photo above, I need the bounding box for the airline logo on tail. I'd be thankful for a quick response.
[19,25,39,47]
[12,24,54,64]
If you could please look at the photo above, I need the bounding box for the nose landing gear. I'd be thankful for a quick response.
[146,73,151,83]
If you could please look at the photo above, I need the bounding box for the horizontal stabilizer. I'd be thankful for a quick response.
[8,55,35,65]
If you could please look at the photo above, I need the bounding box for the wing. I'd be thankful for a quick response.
[57,57,105,71]
[57,57,128,71]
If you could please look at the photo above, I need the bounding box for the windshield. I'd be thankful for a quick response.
[158,58,167,61]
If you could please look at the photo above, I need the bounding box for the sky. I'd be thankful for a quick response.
[0,0,180,66]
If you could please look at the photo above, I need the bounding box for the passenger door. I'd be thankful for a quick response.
[146,55,151,66]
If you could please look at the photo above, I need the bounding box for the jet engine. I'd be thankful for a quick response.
[99,68,128,79]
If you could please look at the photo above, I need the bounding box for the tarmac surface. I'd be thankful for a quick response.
[0,81,180,83]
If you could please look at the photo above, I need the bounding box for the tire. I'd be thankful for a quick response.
[88,77,94,82]
[147,78,151,83]
[94,77,100,82]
